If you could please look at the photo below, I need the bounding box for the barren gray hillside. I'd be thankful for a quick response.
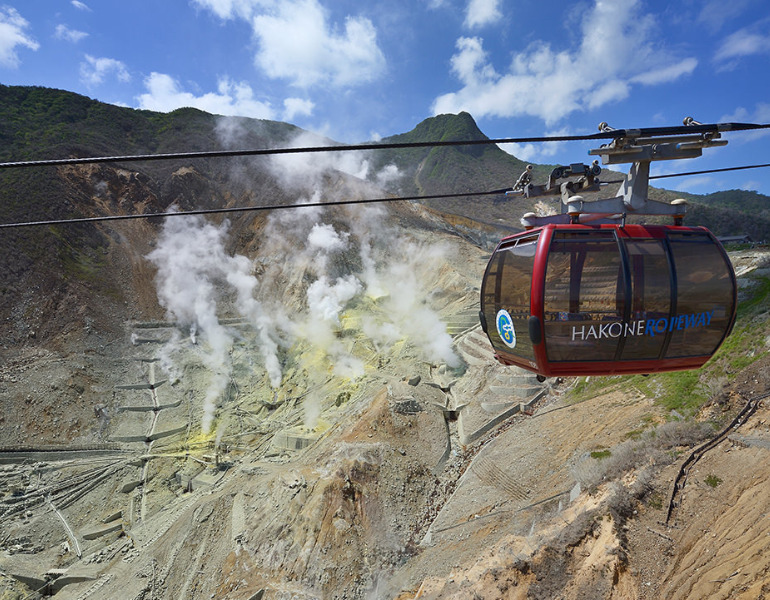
[1,87,769,599]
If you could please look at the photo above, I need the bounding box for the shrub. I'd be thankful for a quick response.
[571,420,714,490]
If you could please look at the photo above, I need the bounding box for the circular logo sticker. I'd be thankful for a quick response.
[496,309,516,348]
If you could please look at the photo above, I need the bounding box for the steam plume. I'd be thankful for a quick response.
[147,212,281,433]
[147,119,461,431]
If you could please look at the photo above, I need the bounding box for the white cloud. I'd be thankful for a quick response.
[191,0,264,20]
[0,6,39,68]
[464,0,501,29]
[432,0,696,125]
[754,103,770,122]
[720,104,770,122]
[195,0,386,88]
[740,180,761,191]
[136,72,275,119]
[80,55,130,86]
[697,0,752,32]
[253,0,385,87]
[719,103,770,141]
[498,127,570,162]
[449,36,490,84]
[715,25,770,66]
[721,107,750,122]
[587,79,630,109]
[670,175,715,192]
[498,141,538,162]
[54,24,88,43]
[71,1,91,10]
[282,97,314,121]
[631,58,698,85]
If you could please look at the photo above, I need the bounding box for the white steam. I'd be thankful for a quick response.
[296,220,365,382]
[147,213,282,434]
[148,121,459,432]
[307,275,361,324]
[361,240,461,368]
[268,130,374,189]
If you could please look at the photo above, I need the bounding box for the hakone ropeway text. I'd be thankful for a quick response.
[571,310,715,341]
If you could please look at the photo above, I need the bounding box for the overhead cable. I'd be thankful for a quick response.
[556,160,770,186]
[2,158,770,230]
[1,121,769,170]
[649,162,770,180]
[0,189,510,229]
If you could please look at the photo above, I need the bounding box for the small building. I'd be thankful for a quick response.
[718,234,754,245]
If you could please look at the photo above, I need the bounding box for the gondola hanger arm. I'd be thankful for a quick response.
[514,117,730,229]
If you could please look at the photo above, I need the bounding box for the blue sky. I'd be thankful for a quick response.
[1,0,770,196]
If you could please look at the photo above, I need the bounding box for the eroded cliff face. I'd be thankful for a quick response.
[1,156,770,600]
[392,360,770,600]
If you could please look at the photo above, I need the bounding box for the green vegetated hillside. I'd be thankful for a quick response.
[368,111,555,230]
[0,85,307,346]
[646,186,770,243]
[0,84,306,212]
[369,111,536,195]
[0,84,312,162]
[695,188,770,216]
[679,189,770,242]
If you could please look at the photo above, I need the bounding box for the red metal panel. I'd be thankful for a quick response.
[530,225,552,374]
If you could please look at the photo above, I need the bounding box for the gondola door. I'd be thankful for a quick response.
[542,229,627,368]
[480,232,541,371]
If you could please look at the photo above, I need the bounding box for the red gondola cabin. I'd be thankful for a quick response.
[479,223,737,377]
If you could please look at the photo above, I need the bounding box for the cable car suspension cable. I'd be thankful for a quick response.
[649,162,770,180]
[0,188,511,229]
[2,158,769,230]
[0,121,769,170]
[2,161,770,229]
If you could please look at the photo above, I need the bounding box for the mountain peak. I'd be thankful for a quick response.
[386,111,487,144]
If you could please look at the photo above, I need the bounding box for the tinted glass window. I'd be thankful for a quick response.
[619,239,671,360]
[481,235,539,361]
[665,232,735,358]
[543,231,623,362]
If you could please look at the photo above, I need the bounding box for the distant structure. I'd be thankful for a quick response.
[718,234,755,245]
